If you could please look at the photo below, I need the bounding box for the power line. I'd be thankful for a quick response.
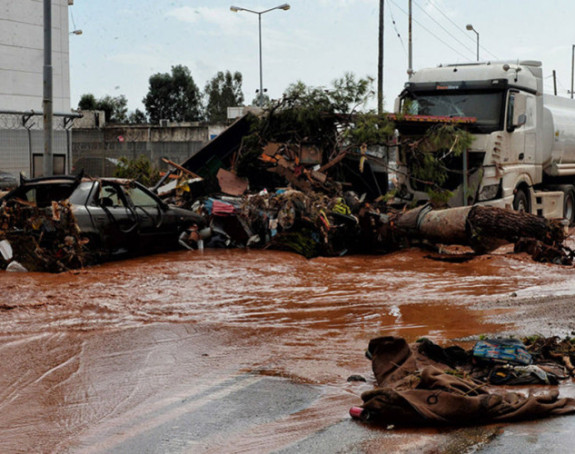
[423,0,499,60]
[411,0,476,58]
[388,0,472,61]
[386,0,407,57]
[424,0,476,44]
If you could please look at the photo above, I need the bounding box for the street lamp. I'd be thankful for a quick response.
[69,29,83,35]
[466,24,479,62]
[230,3,290,107]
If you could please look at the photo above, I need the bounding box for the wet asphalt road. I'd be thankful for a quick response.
[2,248,575,452]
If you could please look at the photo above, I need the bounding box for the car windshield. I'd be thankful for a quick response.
[404,91,504,132]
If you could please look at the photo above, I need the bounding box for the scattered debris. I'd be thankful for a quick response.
[0,198,86,273]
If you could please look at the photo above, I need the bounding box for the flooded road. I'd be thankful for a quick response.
[1,248,575,453]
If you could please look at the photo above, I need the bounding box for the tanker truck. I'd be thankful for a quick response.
[392,60,575,223]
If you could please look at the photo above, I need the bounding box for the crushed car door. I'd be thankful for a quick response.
[122,183,174,249]
[90,181,139,253]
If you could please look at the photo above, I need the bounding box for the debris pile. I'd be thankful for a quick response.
[0,199,87,272]
[181,188,401,258]
[350,336,575,427]
[169,109,573,264]
[177,181,570,263]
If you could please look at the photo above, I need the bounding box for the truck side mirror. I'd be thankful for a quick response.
[512,93,527,129]
[516,113,527,127]
[507,92,527,132]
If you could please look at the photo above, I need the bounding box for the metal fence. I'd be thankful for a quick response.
[0,111,210,179]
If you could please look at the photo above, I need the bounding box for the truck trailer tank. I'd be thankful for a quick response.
[542,94,575,176]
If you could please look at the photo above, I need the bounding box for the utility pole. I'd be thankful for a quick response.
[553,70,557,96]
[378,0,384,115]
[43,0,53,176]
[571,45,574,99]
[408,0,413,77]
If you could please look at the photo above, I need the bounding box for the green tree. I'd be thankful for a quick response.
[143,65,202,124]
[77,94,128,123]
[330,72,374,115]
[128,109,148,124]
[97,95,128,123]
[204,71,244,123]
[250,92,271,107]
[78,93,97,110]
[114,156,160,187]
[235,74,384,178]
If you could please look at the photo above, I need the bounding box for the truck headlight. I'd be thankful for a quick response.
[478,183,500,201]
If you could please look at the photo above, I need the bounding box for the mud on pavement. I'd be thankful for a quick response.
[1,246,575,452]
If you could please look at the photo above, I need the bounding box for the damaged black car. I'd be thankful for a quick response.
[0,174,206,259]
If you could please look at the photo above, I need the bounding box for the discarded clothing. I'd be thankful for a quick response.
[473,338,532,365]
[352,336,575,426]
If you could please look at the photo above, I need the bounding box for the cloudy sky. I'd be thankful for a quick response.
[69,0,575,114]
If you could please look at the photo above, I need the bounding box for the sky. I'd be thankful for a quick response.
[69,0,575,114]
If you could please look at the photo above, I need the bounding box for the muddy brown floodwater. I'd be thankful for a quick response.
[1,247,575,453]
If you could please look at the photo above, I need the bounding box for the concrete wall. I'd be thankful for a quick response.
[0,0,72,177]
[71,125,210,177]
[0,0,71,115]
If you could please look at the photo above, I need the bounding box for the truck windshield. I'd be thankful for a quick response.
[404,91,504,132]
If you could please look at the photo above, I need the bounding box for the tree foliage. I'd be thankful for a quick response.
[250,93,271,107]
[252,73,380,151]
[204,71,244,123]
[128,109,148,124]
[78,93,97,110]
[113,156,160,187]
[143,65,202,124]
[402,124,474,205]
[235,73,387,178]
[77,94,128,123]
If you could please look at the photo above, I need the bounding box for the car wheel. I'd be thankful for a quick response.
[513,188,530,214]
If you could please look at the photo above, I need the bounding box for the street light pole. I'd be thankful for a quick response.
[43,0,53,177]
[230,3,290,107]
[408,0,412,77]
[378,0,384,115]
[571,44,574,99]
[466,24,479,62]
[258,13,263,107]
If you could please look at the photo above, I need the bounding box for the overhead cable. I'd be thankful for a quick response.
[388,0,472,61]
[422,0,499,60]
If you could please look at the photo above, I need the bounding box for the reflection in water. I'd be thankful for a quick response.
[0,248,573,452]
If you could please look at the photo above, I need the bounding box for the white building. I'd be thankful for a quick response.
[0,0,75,177]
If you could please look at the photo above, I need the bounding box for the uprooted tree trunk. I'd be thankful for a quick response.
[394,204,571,263]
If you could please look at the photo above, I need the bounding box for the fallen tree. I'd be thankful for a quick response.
[216,189,573,264]
[394,203,570,261]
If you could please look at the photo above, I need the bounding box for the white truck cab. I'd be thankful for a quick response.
[394,60,575,223]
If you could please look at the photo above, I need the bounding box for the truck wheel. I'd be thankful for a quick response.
[563,188,575,225]
[513,188,530,214]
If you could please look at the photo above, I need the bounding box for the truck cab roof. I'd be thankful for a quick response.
[407,61,542,94]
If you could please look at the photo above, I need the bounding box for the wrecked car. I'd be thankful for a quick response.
[0,174,206,260]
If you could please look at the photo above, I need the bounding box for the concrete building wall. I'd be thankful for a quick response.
[0,0,71,114]
[0,0,72,176]
[72,125,210,177]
